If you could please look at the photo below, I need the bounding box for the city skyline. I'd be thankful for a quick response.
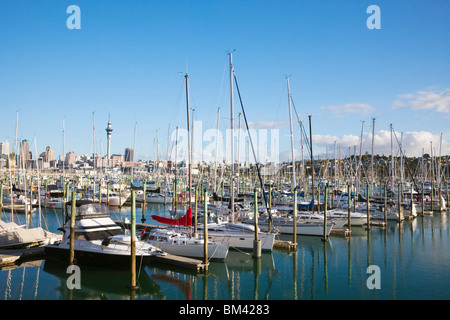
[0,1,449,163]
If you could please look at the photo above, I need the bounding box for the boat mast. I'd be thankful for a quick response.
[214,107,220,193]
[300,119,305,198]
[229,52,235,223]
[308,115,314,214]
[390,124,394,196]
[287,76,296,192]
[185,73,192,207]
[237,112,241,195]
[371,117,375,197]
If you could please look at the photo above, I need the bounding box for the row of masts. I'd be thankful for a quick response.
[2,53,449,220]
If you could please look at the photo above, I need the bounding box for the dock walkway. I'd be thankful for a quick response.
[0,247,44,267]
[150,253,208,272]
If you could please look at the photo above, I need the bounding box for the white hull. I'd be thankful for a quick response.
[257,219,333,236]
[143,228,228,260]
[326,209,368,226]
[146,193,173,204]
[193,223,275,252]
[146,238,228,260]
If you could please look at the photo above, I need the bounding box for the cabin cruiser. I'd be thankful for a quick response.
[45,201,165,267]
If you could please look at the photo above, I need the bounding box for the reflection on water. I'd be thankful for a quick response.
[1,205,449,300]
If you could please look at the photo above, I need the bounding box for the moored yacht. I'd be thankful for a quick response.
[141,228,229,261]
[45,201,165,267]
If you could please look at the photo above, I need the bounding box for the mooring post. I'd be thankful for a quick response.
[253,188,261,259]
[366,184,371,230]
[194,186,198,237]
[322,185,328,242]
[69,191,76,265]
[347,183,351,231]
[128,190,139,291]
[203,189,209,272]
[293,188,298,249]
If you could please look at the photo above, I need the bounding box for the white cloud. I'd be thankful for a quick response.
[321,103,375,117]
[311,130,450,157]
[393,88,450,114]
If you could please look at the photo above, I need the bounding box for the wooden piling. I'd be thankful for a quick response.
[366,184,371,231]
[421,182,425,216]
[347,184,351,231]
[398,183,403,221]
[69,191,76,265]
[203,189,209,272]
[253,188,261,259]
[384,183,388,224]
[194,186,198,237]
[322,186,328,242]
[293,189,297,249]
[128,190,139,290]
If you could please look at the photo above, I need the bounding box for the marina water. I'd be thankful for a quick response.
[1,204,448,300]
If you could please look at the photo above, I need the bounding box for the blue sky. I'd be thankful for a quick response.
[0,0,449,162]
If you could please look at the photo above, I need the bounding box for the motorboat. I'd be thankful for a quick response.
[45,201,166,267]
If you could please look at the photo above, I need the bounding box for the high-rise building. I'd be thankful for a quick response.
[106,113,113,163]
[45,146,55,162]
[124,148,134,162]
[65,151,76,166]
[46,146,54,162]
[20,139,31,162]
[0,141,9,156]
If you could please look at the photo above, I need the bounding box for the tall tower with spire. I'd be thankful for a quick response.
[106,112,113,166]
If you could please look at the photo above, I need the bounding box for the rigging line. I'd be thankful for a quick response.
[392,129,419,192]
[232,71,271,220]
[290,98,324,185]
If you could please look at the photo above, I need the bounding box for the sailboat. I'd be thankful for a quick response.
[146,209,229,260]
[0,220,61,250]
[244,77,334,236]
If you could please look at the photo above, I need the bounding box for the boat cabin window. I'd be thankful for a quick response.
[74,229,121,241]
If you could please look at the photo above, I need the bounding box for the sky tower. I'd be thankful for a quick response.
[106,112,113,164]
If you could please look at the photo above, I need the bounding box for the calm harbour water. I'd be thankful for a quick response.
[1,203,449,301]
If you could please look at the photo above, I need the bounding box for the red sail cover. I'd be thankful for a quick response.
[151,208,192,226]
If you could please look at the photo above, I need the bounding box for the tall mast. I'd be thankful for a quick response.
[309,115,314,214]
[287,76,296,192]
[62,117,65,180]
[371,117,375,196]
[229,52,235,223]
[390,124,394,195]
[214,107,220,193]
[185,73,192,207]
[93,112,96,169]
[300,119,305,197]
[237,112,241,195]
